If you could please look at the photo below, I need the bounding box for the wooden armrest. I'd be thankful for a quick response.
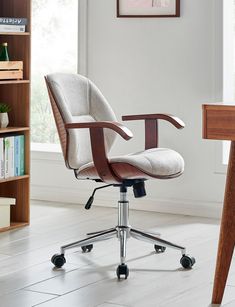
[122,113,185,150]
[65,121,133,184]
[122,113,185,129]
[65,121,133,140]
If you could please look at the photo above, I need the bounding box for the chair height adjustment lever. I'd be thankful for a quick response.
[85,184,113,210]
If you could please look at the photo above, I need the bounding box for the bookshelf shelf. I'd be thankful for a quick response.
[0,175,29,183]
[0,32,30,36]
[0,80,30,85]
[0,0,31,232]
[0,222,29,233]
[0,127,29,133]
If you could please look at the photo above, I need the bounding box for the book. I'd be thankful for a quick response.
[0,138,4,179]
[0,24,25,33]
[14,135,24,176]
[0,17,28,25]
[14,136,19,176]
[4,136,14,178]
[18,135,25,176]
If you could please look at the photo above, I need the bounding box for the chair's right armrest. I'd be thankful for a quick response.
[122,113,185,150]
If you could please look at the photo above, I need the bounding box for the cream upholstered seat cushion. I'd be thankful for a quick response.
[78,148,184,179]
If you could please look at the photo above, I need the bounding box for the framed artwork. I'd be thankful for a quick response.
[117,0,180,18]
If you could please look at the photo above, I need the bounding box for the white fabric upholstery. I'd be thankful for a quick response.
[47,73,184,179]
[79,148,184,178]
[46,73,117,169]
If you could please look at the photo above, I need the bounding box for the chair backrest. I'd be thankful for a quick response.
[45,73,117,169]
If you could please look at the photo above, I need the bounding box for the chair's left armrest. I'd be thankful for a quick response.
[122,113,185,149]
[65,121,133,140]
[65,121,133,183]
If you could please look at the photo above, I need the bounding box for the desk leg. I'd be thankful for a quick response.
[212,141,235,304]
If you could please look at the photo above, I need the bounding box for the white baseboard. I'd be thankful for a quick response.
[31,184,222,219]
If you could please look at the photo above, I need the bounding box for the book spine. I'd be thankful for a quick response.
[0,25,25,32]
[9,137,14,177]
[4,137,9,178]
[19,135,25,176]
[0,18,28,25]
[14,136,19,176]
[0,138,4,179]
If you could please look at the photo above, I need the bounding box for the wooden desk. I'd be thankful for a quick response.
[203,104,235,304]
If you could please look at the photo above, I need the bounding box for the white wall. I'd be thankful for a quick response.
[31,0,225,218]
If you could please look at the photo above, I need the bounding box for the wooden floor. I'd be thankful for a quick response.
[0,201,235,307]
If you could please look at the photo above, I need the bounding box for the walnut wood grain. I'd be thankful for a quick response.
[89,128,121,183]
[65,122,133,141]
[65,122,133,183]
[212,141,235,304]
[122,113,185,129]
[122,113,185,150]
[78,162,183,181]
[203,104,235,141]
[203,104,235,304]
[145,119,158,149]
[45,78,70,168]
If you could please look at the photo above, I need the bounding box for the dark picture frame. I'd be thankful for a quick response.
[117,0,180,18]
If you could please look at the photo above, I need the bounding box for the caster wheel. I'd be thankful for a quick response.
[116,264,129,279]
[51,254,66,268]
[154,245,166,254]
[180,255,196,269]
[81,244,93,253]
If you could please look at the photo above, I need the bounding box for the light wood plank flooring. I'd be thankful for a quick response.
[0,200,235,307]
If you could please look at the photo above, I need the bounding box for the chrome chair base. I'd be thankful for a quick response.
[52,189,195,278]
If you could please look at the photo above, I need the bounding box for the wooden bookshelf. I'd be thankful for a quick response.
[0,0,31,232]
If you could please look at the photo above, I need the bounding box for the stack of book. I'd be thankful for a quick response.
[0,135,25,179]
[0,17,28,33]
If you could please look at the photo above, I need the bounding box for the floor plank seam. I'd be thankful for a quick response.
[101,302,131,307]
[19,268,80,291]
[32,295,60,307]
[31,277,113,307]
[26,276,111,298]
[23,288,60,297]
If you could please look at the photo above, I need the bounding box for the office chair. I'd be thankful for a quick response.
[45,73,195,279]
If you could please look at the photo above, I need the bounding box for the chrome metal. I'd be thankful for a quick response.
[58,187,188,264]
[60,228,116,254]
[118,191,129,227]
[130,228,186,254]
[120,192,126,202]
[134,228,161,237]
[119,228,127,264]
[87,228,114,236]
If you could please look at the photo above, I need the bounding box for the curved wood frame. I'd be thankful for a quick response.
[45,77,71,169]
[46,75,185,184]
[122,113,185,149]
[65,122,133,183]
